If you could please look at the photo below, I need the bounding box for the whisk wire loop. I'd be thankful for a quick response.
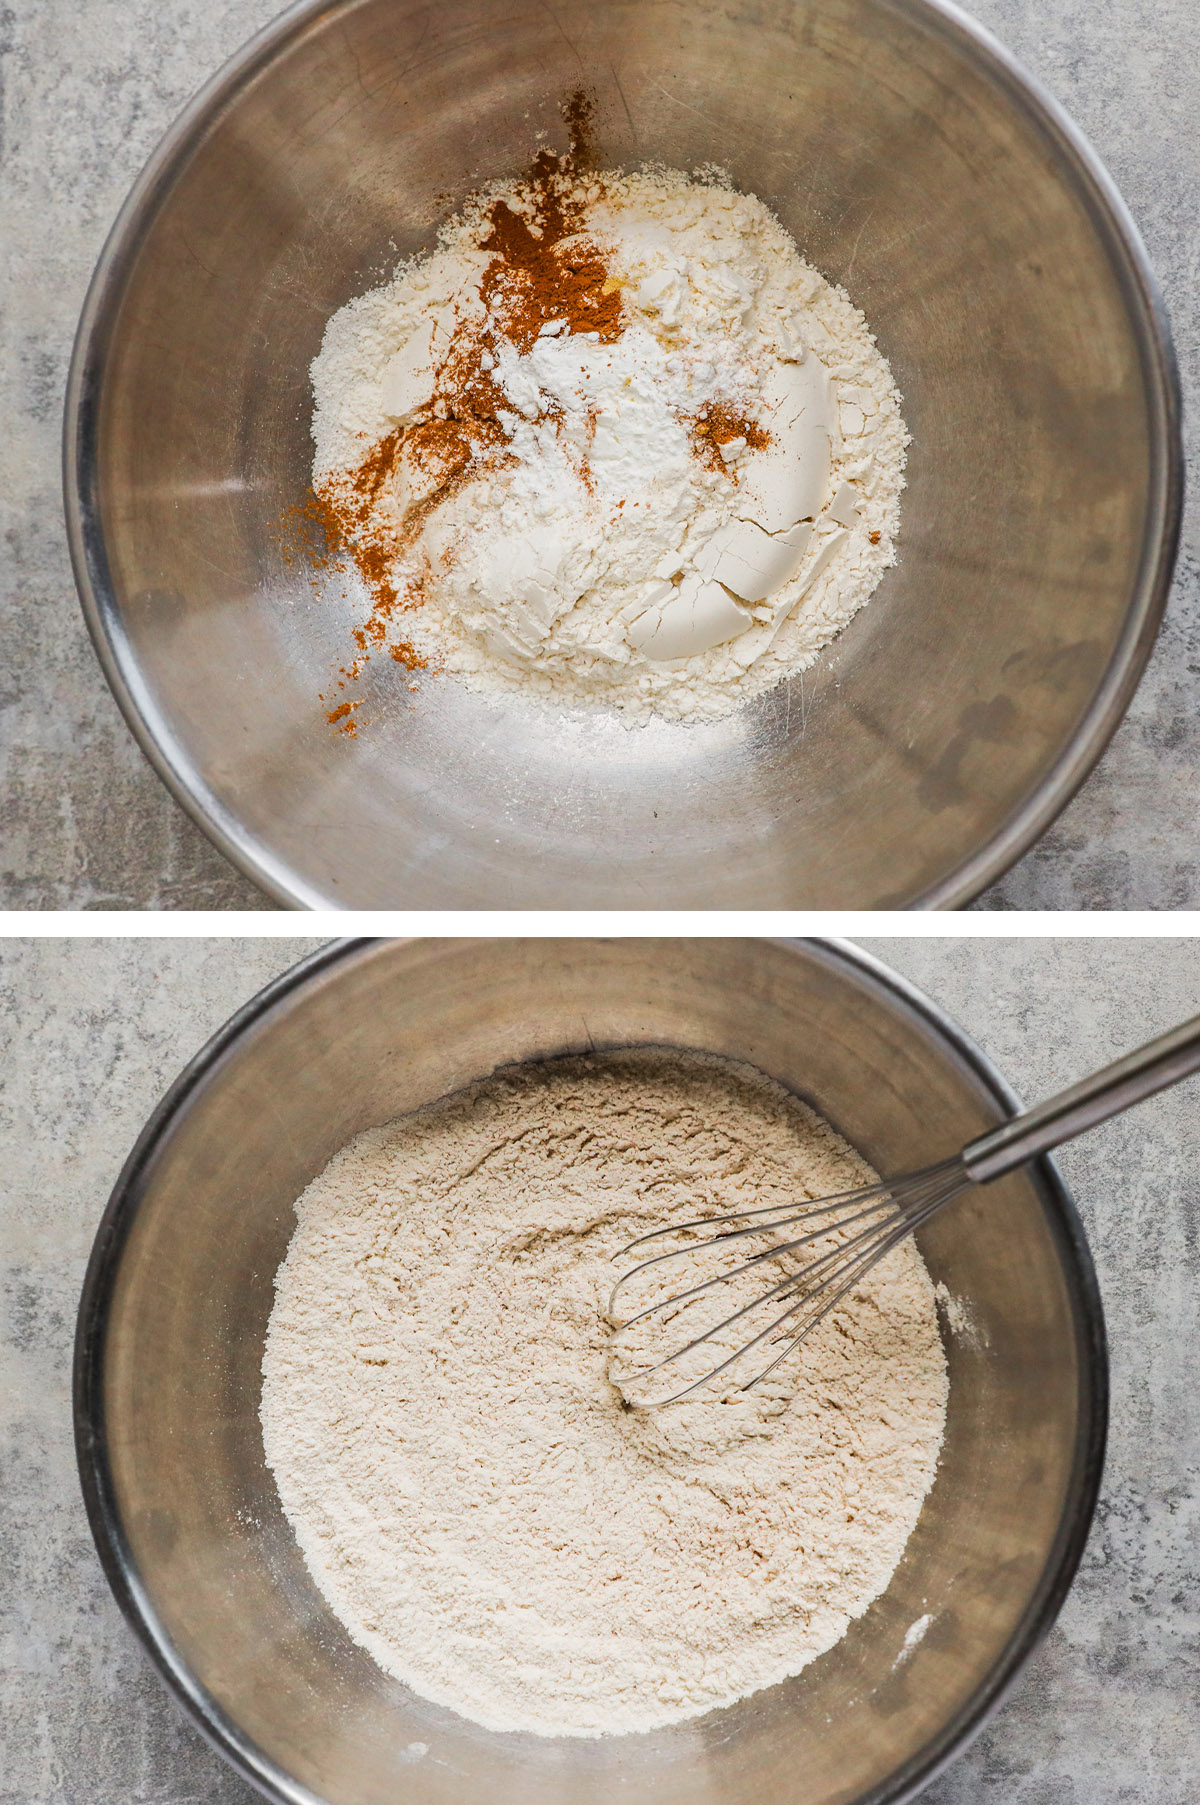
[608,1012,1200,1406]
[744,1185,965,1393]
[609,1188,909,1334]
[609,1157,970,1407]
[614,1176,901,1259]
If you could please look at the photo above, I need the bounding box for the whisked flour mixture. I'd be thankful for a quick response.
[309,98,907,729]
[261,1050,947,1737]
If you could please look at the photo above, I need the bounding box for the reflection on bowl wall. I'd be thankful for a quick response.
[65,0,1180,907]
[75,938,1107,1805]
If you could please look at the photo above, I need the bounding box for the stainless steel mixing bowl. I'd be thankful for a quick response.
[63,0,1180,908]
[75,938,1106,1805]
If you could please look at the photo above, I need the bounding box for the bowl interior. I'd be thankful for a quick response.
[72,0,1174,907]
[79,939,1104,1805]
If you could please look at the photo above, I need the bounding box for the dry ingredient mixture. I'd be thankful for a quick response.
[307,97,907,731]
[261,1050,947,1737]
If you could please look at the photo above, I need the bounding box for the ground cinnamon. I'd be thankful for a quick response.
[687,401,771,475]
[476,161,624,353]
[305,89,626,719]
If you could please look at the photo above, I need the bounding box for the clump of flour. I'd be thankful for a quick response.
[261,1049,947,1737]
[310,151,907,725]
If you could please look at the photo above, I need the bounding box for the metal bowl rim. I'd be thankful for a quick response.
[72,936,1109,1805]
[61,0,1183,911]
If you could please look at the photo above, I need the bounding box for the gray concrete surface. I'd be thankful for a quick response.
[1,0,1199,910]
[2,935,1198,1801]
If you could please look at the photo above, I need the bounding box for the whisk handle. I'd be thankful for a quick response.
[962,1012,1200,1184]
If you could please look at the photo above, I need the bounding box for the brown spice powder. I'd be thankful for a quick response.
[303,90,627,716]
[687,400,771,475]
[476,163,625,354]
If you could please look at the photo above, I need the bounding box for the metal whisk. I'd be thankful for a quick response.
[609,1012,1200,1407]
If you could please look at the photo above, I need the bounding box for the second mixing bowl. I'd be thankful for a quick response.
[75,938,1106,1805]
[64,0,1180,907]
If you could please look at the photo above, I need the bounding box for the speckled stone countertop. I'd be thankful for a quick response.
[2,0,1197,909]
[2,935,1197,1800]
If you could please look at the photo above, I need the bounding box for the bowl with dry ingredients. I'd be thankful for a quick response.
[65,0,1179,908]
[75,938,1107,1805]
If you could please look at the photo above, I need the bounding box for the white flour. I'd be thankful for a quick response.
[311,166,907,724]
[261,1050,947,1738]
